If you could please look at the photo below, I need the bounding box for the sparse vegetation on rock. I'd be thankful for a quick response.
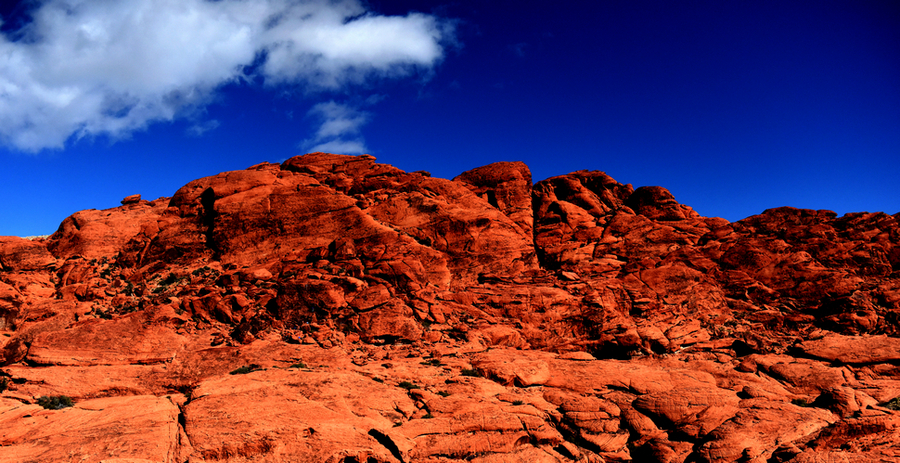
[397,381,420,390]
[36,395,74,410]
[229,364,261,375]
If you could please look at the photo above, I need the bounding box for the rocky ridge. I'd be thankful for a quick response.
[0,152,898,462]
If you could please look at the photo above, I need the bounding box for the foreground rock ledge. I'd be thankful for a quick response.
[0,152,898,462]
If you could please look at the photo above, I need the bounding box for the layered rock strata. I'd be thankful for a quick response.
[1,152,898,462]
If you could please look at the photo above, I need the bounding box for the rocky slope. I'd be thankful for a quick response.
[1,152,898,462]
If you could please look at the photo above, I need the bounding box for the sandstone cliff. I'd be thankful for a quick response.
[0,152,898,462]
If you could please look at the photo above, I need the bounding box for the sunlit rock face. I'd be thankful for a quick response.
[1,152,898,462]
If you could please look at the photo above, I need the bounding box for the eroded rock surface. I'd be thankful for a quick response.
[1,152,898,462]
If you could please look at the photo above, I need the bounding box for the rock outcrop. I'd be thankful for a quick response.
[1,152,898,462]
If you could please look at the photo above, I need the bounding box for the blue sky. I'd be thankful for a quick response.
[1,0,898,237]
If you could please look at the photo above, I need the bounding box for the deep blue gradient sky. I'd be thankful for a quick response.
[1,0,898,236]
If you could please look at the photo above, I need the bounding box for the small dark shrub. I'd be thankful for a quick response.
[422,413,434,419]
[229,364,261,375]
[159,273,181,286]
[884,397,900,410]
[398,381,420,390]
[288,362,308,369]
[460,368,482,378]
[192,266,211,276]
[512,400,524,406]
[436,391,451,397]
[153,273,185,293]
[121,304,138,314]
[791,398,812,408]
[37,395,74,410]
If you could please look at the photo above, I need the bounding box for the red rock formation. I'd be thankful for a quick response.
[0,152,898,462]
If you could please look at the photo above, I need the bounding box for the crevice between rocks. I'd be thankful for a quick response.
[530,191,555,273]
[168,383,196,460]
[546,409,605,458]
[367,429,404,463]
[175,410,192,463]
[199,187,220,260]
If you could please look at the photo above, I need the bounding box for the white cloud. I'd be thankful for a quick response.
[300,101,368,154]
[186,119,221,137]
[305,138,368,155]
[0,0,451,152]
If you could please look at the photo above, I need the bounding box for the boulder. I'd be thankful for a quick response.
[0,395,182,463]
[0,237,56,271]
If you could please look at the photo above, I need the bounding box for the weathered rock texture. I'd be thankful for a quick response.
[1,152,899,462]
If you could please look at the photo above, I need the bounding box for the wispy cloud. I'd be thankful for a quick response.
[301,101,369,154]
[186,119,221,137]
[510,42,528,57]
[0,0,453,152]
